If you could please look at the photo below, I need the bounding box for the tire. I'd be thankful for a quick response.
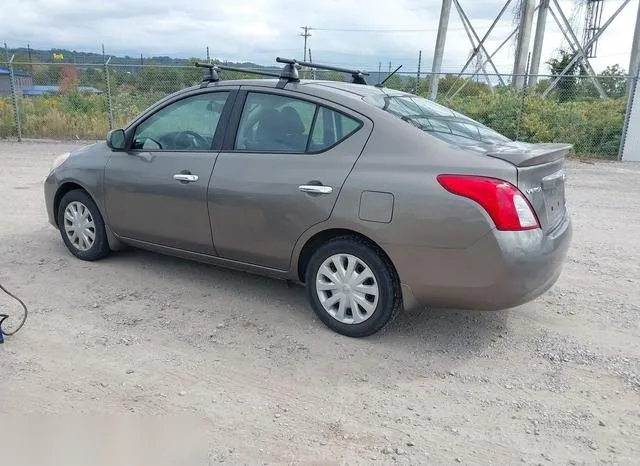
[305,236,402,337]
[57,189,111,261]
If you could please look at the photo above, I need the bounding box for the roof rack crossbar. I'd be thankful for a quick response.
[217,64,282,78]
[195,61,283,85]
[276,57,369,84]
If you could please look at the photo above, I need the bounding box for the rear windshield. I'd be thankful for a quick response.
[363,94,512,146]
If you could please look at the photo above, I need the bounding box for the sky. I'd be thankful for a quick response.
[2,0,638,76]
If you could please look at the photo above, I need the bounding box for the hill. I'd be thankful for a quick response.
[4,46,274,70]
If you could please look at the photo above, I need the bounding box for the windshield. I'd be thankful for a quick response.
[363,93,512,146]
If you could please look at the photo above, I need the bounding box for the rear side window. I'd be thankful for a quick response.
[309,107,361,152]
[234,92,361,153]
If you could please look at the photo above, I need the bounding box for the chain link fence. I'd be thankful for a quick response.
[427,72,632,159]
[0,60,634,159]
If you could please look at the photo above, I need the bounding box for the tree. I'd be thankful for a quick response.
[547,49,580,102]
[425,74,491,99]
[326,71,344,82]
[403,76,418,93]
[8,54,31,73]
[59,65,79,94]
[599,64,627,99]
[33,64,62,85]
[382,74,403,91]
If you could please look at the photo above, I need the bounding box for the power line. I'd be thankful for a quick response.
[309,25,514,33]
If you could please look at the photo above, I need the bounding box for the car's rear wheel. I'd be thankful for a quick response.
[57,190,111,261]
[305,236,402,337]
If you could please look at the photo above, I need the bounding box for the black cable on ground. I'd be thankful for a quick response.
[0,282,28,341]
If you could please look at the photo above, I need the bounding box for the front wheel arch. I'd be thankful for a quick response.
[54,183,125,251]
[54,182,87,226]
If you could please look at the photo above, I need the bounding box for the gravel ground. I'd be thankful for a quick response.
[1,140,639,465]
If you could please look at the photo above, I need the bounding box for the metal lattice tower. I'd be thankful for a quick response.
[583,0,605,58]
[429,0,640,98]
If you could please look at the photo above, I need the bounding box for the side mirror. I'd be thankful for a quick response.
[106,129,126,150]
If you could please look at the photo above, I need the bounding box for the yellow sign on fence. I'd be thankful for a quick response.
[52,53,64,61]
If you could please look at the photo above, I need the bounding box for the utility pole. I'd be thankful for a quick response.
[513,0,535,90]
[388,61,392,73]
[27,43,33,74]
[416,50,422,92]
[206,46,210,62]
[378,62,382,83]
[308,48,316,79]
[529,0,549,88]
[629,0,640,95]
[430,0,453,100]
[300,26,311,61]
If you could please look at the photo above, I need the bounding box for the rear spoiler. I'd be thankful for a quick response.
[486,143,573,168]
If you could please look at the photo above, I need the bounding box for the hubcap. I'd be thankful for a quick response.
[315,253,379,325]
[63,201,96,252]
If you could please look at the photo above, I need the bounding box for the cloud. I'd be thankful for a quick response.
[1,0,635,74]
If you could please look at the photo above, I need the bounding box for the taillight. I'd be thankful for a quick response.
[436,174,540,231]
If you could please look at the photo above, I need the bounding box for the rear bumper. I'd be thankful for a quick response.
[394,214,572,311]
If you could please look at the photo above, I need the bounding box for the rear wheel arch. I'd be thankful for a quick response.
[296,228,399,284]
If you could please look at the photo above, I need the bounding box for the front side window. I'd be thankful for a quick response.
[133,92,229,151]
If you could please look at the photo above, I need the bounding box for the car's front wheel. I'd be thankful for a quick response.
[57,190,111,261]
[305,236,402,337]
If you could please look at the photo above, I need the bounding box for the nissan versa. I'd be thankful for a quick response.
[44,58,572,337]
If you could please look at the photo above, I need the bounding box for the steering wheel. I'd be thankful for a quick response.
[172,130,208,149]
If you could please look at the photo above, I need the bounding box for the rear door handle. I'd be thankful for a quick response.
[299,185,333,194]
[173,174,199,183]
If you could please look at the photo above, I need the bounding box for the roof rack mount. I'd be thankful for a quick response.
[195,62,220,85]
[276,57,369,85]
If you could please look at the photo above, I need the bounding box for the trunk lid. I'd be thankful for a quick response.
[486,142,571,232]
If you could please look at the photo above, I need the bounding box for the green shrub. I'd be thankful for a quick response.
[0,98,15,138]
[437,90,626,158]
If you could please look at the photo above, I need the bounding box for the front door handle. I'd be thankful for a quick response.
[299,185,333,194]
[173,173,199,183]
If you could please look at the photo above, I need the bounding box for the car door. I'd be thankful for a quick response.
[208,88,372,270]
[104,88,236,255]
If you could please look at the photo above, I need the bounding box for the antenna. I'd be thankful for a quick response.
[276,57,369,84]
[376,64,403,87]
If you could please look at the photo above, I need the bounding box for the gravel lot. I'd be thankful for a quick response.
[1,140,639,465]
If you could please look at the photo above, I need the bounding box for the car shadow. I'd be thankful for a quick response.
[102,247,509,354]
